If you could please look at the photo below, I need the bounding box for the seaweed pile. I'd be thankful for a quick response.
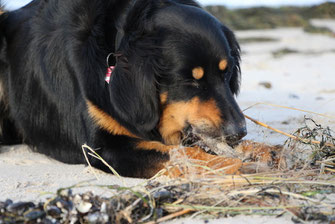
[284,117,335,170]
[1,171,334,224]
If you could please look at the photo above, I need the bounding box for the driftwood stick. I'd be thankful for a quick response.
[145,209,193,224]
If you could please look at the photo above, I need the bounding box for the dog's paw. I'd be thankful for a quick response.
[235,140,283,173]
[206,157,242,174]
[236,140,281,164]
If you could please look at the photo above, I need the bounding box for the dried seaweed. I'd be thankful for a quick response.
[284,117,335,170]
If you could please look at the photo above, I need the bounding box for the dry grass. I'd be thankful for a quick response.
[79,113,335,223]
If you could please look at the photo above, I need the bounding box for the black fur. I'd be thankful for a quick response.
[0,0,245,177]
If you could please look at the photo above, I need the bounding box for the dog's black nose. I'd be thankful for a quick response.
[224,125,247,145]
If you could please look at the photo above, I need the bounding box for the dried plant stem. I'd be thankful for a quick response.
[164,204,301,212]
[145,209,193,224]
[243,102,335,120]
[82,145,100,180]
[81,144,127,187]
[325,168,335,173]
[244,115,335,148]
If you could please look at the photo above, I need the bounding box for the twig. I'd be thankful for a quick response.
[82,145,99,180]
[82,144,121,177]
[244,114,335,148]
[228,188,333,207]
[164,204,302,212]
[243,102,335,119]
[145,209,193,224]
[325,168,335,173]
[81,144,127,187]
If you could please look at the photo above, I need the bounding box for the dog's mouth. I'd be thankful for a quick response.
[181,126,217,155]
[181,125,243,157]
[182,124,242,146]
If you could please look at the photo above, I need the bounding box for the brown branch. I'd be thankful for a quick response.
[145,209,193,224]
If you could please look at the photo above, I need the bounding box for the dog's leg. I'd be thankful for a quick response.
[234,140,282,173]
[235,140,281,163]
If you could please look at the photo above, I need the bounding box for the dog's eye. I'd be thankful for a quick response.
[219,59,228,71]
[192,67,204,80]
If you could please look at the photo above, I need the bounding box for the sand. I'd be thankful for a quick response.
[0,145,143,201]
[1,20,335,223]
[237,26,335,145]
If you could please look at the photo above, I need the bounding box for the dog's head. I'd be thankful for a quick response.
[108,0,246,145]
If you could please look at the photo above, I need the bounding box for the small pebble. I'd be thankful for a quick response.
[55,198,73,211]
[76,201,92,214]
[100,202,107,213]
[47,205,61,217]
[4,199,13,207]
[86,212,109,223]
[155,208,164,218]
[259,81,272,89]
[289,93,299,99]
[7,201,35,213]
[73,194,82,204]
[24,210,45,220]
[153,189,171,200]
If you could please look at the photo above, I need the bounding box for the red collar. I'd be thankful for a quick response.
[105,66,115,84]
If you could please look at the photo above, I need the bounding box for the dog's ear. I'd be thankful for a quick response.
[222,26,241,95]
[107,1,167,136]
[108,45,161,135]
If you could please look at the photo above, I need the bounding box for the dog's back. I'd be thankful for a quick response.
[0,2,41,145]
[0,0,133,159]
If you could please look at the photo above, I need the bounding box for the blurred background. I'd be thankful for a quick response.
[1,0,333,9]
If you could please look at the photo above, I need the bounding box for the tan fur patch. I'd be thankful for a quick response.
[159,97,222,145]
[86,101,137,138]
[0,80,5,103]
[219,59,228,71]
[165,147,242,177]
[160,92,168,105]
[137,141,174,153]
[192,67,204,80]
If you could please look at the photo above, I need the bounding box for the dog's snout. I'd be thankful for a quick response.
[224,124,247,145]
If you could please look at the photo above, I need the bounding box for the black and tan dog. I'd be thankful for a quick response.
[0,0,247,178]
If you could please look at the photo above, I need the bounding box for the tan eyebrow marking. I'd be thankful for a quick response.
[219,59,228,71]
[192,67,204,80]
[160,92,168,105]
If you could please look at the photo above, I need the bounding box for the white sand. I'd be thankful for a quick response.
[1,20,335,223]
[0,145,143,201]
[237,26,335,145]
[238,27,335,96]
